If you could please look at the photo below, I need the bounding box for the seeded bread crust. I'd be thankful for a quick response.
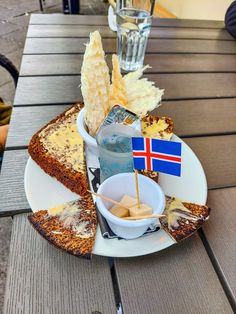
[160,196,210,242]
[28,103,88,196]
[28,195,97,259]
[140,115,174,183]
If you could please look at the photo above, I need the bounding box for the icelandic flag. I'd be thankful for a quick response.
[132,137,182,177]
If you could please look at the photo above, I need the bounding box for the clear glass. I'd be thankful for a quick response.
[96,124,140,182]
[116,0,155,71]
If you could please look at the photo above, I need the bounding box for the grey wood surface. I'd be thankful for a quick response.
[115,235,233,314]
[6,105,71,148]
[30,14,225,29]
[24,37,236,54]
[27,24,233,40]
[20,53,236,76]
[3,214,116,314]
[184,135,236,189]
[0,150,30,216]
[14,73,236,105]
[204,187,236,309]
[6,98,236,149]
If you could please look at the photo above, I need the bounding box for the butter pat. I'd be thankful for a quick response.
[110,195,137,218]
[129,203,153,217]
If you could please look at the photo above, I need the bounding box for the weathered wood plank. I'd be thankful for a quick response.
[14,76,82,105]
[26,24,233,40]
[30,14,225,29]
[6,105,71,148]
[24,37,236,55]
[19,53,236,76]
[204,187,236,309]
[184,135,236,189]
[14,73,236,105]
[0,150,30,216]
[114,235,233,314]
[6,99,236,148]
[1,135,236,216]
[3,214,116,314]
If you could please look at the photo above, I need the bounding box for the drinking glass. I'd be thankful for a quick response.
[96,124,140,182]
[116,0,155,71]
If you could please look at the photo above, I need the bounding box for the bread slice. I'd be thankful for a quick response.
[28,103,88,196]
[141,115,174,140]
[28,195,97,259]
[160,196,210,242]
[140,115,174,182]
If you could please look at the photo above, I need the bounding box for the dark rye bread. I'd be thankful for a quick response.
[28,195,97,259]
[28,103,88,196]
[160,196,210,242]
[140,115,174,183]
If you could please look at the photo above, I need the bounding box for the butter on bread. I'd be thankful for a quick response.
[160,196,210,242]
[81,31,110,136]
[28,103,88,196]
[28,195,97,259]
[140,115,174,183]
[141,115,174,140]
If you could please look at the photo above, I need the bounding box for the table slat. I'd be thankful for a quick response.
[6,99,236,149]
[204,187,236,308]
[3,214,116,314]
[184,135,236,189]
[14,73,236,105]
[6,105,71,148]
[27,25,233,40]
[20,54,236,76]
[24,38,236,55]
[30,14,225,29]
[114,235,233,314]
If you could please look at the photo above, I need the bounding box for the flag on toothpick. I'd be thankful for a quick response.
[132,137,182,177]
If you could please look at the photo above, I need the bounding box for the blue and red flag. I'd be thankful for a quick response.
[131,137,182,177]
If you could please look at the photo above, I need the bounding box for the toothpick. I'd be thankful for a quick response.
[134,170,141,208]
[87,190,131,211]
[124,214,166,220]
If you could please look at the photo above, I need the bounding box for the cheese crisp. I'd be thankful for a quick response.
[123,66,164,117]
[109,54,164,117]
[81,31,110,136]
[110,54,127,108]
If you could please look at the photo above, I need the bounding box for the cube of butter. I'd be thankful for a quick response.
[129,203,153,217]
[110,194,137,218]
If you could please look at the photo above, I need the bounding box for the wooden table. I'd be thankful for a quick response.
[1,14,236,314]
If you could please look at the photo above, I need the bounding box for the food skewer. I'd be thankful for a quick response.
[134,170,141,208]
[87,190,131,211]
[124,214,166,220]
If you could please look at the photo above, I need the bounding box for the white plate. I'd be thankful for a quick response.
[24,135,207,257]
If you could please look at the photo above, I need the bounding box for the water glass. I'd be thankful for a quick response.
[96,124,140,182]
[116,0,155,71]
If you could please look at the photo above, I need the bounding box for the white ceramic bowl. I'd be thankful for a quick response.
[96,173,165,239]
[77,108,98,155]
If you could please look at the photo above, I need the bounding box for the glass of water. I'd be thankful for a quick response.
[96,124,140,182]
[116,0,155,71]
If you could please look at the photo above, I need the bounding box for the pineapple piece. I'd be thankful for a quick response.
[81,31,110,136]
[110,54,128,108]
